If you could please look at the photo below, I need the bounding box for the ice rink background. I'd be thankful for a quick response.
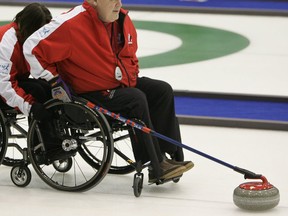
[0,2,288,216]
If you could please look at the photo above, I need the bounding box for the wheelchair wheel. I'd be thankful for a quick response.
[75,120,136,175]
[108,124,136,175]
[10,165,31,187]
[0,110,8,164]
[133,173,143,197]
[27,100,114,192]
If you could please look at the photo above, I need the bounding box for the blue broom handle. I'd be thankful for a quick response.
[88,103,235,169]
[150,130,235,170]
[86,102,261,179]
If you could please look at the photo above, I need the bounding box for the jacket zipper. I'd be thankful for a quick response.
[117,56,130,87]
[116,13,131,87]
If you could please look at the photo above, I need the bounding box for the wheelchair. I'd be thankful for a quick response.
[0,97,148,195]
[1,97,183,196]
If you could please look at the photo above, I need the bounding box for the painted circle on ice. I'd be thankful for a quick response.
[134,21,250,69]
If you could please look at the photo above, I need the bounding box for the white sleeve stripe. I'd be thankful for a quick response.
[0,27,31,116]
[0,27,16,60]
[0,82,31,116]
[23,5,86,81]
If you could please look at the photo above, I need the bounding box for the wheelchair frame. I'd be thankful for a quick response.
[0,108,31,186]
[0,98,149,195]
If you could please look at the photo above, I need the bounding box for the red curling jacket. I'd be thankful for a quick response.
[0,22,35,116]
[24,2,139,94]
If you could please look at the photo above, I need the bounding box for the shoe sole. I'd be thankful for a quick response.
[148,166,186,184]
[161,166,186,180]
[182,162,194,173]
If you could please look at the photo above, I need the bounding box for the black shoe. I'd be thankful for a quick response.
[148,159,186,183]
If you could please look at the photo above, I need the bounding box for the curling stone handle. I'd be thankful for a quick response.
[260,175,269,185]
[234,166,262,179]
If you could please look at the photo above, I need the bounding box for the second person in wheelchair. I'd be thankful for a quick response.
[24,0,194,184]
[0,3,52,121]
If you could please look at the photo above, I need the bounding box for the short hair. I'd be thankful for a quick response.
[14,3,52,43]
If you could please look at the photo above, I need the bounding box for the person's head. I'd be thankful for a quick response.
[86,0,122,23]
[14,3,52,43]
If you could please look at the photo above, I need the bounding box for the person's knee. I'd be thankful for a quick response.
[157,81,174,100]
[134,90,148,109]
[128,89,149,118]
[155,80,173,94]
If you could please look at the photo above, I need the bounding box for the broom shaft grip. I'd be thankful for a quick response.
[234,166,262,179]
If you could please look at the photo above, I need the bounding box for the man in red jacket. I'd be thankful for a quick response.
[0,3,52,121]
[24,0,194,184]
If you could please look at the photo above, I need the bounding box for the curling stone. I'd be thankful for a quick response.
[233,176,280,211]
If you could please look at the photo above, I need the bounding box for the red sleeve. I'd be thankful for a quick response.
[24,21,72,80]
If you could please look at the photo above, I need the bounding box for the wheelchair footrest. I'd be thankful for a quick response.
[149,174,182,185]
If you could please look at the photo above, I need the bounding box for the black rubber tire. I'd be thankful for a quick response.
[133,173,143,197]
[10,165,32,187]
[27,99,114,192]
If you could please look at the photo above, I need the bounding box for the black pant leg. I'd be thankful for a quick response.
[18,79,54,150]
[136,77,182,155]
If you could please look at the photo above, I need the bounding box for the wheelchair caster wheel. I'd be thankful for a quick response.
[10,165,31,187]
[133,173,144,197]
[52,157,73,173]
